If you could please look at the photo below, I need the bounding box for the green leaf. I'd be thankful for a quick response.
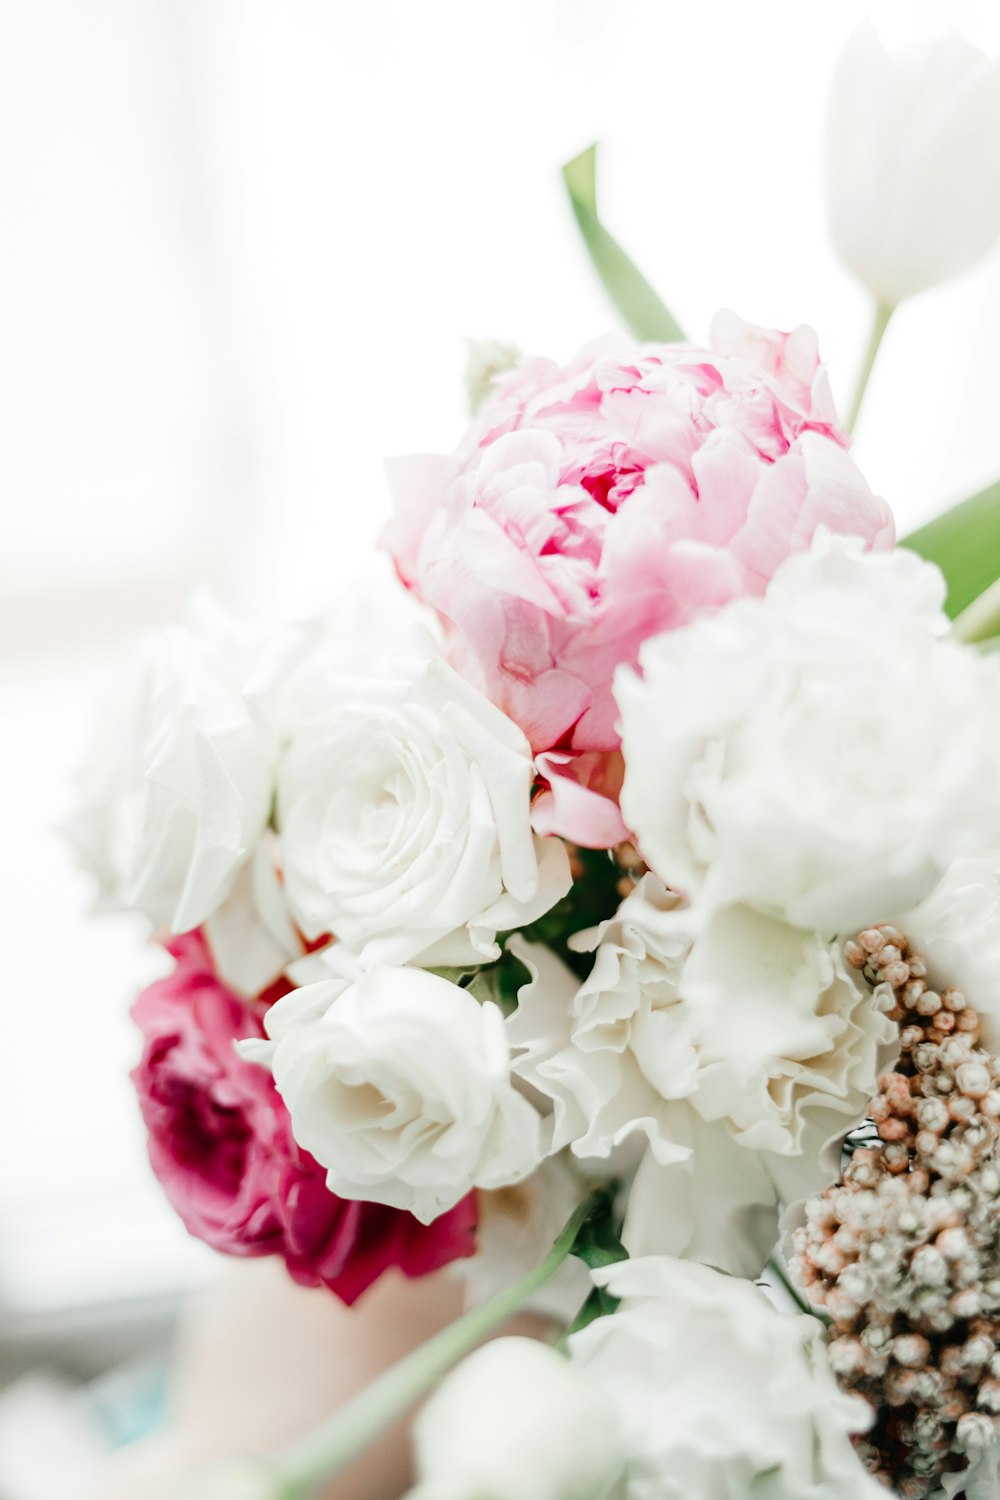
[557,1192,629,1345]
[563,144,684,343]
[901,478,1000,620]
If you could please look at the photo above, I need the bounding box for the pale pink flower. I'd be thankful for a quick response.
[383,314,893,845]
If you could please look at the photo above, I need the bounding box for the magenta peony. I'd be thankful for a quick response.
[384,314,893,843]
[131,932,477,1302]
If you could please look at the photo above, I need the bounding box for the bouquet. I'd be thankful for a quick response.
[70,24,1000,1500]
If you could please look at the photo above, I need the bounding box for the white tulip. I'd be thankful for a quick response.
[827,23,1000,305]
[408,1338,623,1500]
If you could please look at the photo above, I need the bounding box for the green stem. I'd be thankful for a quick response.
[212,1193,600,1499]
[953,575,1000,645]
[846,300,894,435]
[765,1256,828,1324]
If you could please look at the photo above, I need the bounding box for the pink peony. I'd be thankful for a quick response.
[132,932,476,1302]
[384,313,894,843]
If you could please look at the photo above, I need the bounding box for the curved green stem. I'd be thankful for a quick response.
[191,1193,600,1500]
[953,575,1000,645]
[766,1256,828,1324]
[846,301,894,435]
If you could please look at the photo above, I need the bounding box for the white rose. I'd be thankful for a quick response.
[277,657,571,968]
[243,965,543,1223]
[827,24,1000,306]
[569,1257,883,1500]
[408,1337,623,1500]
[616,536,1000,935]
[67,604,275,936]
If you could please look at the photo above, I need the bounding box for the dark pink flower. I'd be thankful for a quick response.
[131,932,476,1302]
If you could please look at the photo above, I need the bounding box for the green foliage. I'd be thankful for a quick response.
[563,144,684,344]
[902,478,1000,622]
[561,1189,629,1341]
[515,846,626,980]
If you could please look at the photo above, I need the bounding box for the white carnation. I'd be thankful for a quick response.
[408,1337,623,1500]
[616,536,1000,934]
[510,878,891,1168]
[67,604,275,937]
[242,965,543,1223]
[569,1257,883,1500]
[278,657,571,968]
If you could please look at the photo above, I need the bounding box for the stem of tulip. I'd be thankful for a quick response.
[954,576,1000,645]
[846,300,894,435]
[190,1192,602,1500]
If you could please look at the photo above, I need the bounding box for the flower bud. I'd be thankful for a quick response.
[409,1337,622,1500]
[826,24,1000,305]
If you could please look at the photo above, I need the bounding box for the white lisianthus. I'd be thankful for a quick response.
[827,24,1000,305]
[569,1257,883,1500]
[67,605,276,937]
[241,965,542,1224]
[277,657,571,968]
[408,1338,623,1500]
[616,536,1000,936]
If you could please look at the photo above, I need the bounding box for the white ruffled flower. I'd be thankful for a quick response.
[827,24,1000,306]
[277,657,571,968]
[509,879,892,1275]
[569,1257,883,1500]
[242,965,543,1223]
[616,536,1000,936]
[408,1337,623,1500]
[510,878,891,1163]
[67,604,275,937]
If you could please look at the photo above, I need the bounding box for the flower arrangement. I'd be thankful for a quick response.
[69,23,1000,1500]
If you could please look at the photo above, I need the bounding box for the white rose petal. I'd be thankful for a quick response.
[616,535,1000,936]
[244,965,543,1223]
[278,657,571,968]
[66,604,276,937]
[569,1257,883,1500]
[462,1154,593,1323]
[827,24,1000,305]
[901,851,1000,1055]
[201,836,303,997]
[408,1337,623,1500]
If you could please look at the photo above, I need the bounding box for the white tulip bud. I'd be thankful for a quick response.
[826,24,1000,305]
[180,1457,284,1500]
[408,1337,623,1500]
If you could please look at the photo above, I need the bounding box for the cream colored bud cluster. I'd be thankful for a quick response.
[789,926,1000,1498]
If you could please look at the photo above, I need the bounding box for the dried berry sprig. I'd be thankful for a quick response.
[790,925,1000,1498]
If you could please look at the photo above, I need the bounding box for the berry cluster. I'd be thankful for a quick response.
[790,926,1000,1498]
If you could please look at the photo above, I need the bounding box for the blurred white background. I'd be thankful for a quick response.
[3,0,1000,1456]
